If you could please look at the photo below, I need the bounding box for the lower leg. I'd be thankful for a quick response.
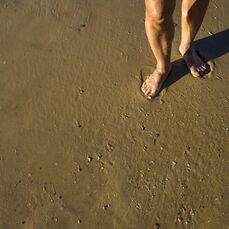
[141,0,176,97]
[145,0,176,71]
[179,0,210,77]
[180,0,209,54]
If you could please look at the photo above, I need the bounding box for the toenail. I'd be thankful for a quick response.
[142,89,147,95]
[141,85,146,90]
[146,90,151,96]
[201,67,206,71]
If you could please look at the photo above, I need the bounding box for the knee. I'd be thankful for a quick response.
[145,11,167,25]
[145,1,175,25]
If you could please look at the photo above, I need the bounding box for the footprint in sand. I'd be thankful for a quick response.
[196,51,215,79]
[204,59,215,78]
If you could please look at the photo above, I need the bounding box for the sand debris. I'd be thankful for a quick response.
[103,204,110,210]
[87,155,93,162]
[97,155,103,161]
[77,219,82,224]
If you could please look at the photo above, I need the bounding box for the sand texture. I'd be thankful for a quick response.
[0,0,228,228]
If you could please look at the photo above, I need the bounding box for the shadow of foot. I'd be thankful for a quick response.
[139,29,229,99]
[164,29,229,89]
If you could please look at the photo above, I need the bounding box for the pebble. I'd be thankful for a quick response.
[150,160,155,165]
[27,202,31,207]
[140,170,144,177]
[103,204,110,210]
[87,156,93,162]
[190,208,195,217]
[97,155,102,160]
[76,120,82,128]
[79,88,84,94]
[177,217,182,223]
[52,217,58,222]
[77,219,82,224]
[208,31,214,35]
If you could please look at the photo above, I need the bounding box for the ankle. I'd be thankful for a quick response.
[179,43,192,56]
[156,63,172,74]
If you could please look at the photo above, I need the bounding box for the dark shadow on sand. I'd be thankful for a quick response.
[163,29,229,88]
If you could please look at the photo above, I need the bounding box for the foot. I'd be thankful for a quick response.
[141,65,172,99]
[179,46,210,77]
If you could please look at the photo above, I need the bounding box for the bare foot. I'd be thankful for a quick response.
[141,65,172,99]
[179,46,210,77]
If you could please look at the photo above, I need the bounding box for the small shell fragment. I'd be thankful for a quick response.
[87,156,93,162]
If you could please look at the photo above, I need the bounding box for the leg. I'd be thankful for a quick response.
[179,0,210,77]
[141,0,176,98]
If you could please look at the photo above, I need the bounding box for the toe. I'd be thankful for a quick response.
[190,67,200,77]
[149,90,157,98]
[141,84,147,95]
[203,63,210,72]
[141,83,146,91]
[196,67,202,73]
[202,65,207,70]
[141,84,151,96]
[199,66,205,72]
[141,81,148,91]
[145,87,153,96]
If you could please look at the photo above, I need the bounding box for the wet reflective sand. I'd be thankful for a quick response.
[0,1,228,228]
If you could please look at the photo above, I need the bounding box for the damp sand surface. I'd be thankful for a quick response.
[0,1,228,228]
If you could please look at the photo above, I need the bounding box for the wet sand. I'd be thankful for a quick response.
[0,0,228,228]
